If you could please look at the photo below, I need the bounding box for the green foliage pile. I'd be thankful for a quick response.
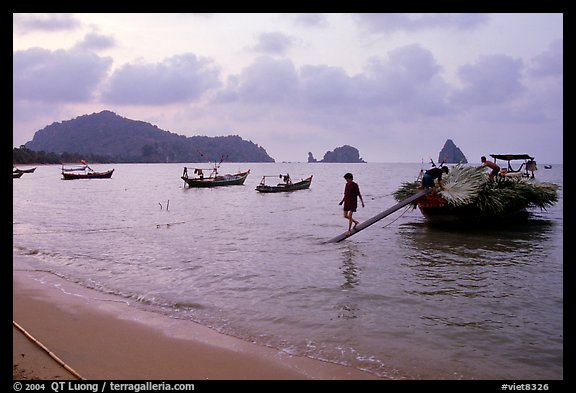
[393,164,559,215]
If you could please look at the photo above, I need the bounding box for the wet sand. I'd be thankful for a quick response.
[13,253,382,380]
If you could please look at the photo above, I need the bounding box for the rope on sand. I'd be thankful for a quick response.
[13,320,85,380]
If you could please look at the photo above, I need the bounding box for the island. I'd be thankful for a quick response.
[438,139,467,164]
[308,145,366,163]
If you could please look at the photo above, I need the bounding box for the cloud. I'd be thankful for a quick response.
[216,57,299,104]
[73,32,116,52]
[289,13,328,28]
[353,13,490,34]
[100,53,221,105]
[529,39,563,78]
[450,54,525,106]
[213,43,451,133]
[13,48,112,102]
[249,32,296,55]
[13,13,81,33]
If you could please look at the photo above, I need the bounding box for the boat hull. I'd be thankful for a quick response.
[182,171,250,188]
[256,176,312,193]
[417,195,529,226]
[14,167,36,174]
[62,169,114,180]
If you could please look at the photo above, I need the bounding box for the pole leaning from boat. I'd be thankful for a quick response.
[326,188,431,243]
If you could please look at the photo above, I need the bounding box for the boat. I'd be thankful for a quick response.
[13,167,37,174]
[256,174,313,193]
[393,163,559,226]
[489,154,537,178]
[61,162,114,180]
[13,171,23,178]
[181,163,250,188]
[544,165,552,169]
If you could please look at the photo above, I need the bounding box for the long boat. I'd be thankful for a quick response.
[256,174,312,193]
[393,161,558,226]
[62,168,114,180]
[61,163,114,180]
[13,171,23,178]
[181,164,250,188]
[13,167,37,174]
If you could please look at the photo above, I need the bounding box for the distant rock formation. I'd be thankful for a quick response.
[309,145,366,163]
[439,139,467,164]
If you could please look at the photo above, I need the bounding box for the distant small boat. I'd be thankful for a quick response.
[13,167,36,174]
[13,171,23,178]
[61,162,114,180]
[181,163,249,188]
[544,165,552,169]
[256,174,313,193]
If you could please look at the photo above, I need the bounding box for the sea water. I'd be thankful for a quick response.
[12,162,563,379]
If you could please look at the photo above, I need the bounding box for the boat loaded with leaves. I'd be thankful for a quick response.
[393,159,559,226]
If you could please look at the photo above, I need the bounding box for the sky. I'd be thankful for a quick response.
[13,13,563,163]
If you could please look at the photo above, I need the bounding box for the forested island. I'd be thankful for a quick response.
[15,110,274,164]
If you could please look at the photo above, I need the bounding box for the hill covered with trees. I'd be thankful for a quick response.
[22,110,274,163]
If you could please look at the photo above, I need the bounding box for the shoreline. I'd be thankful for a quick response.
[13,252,382,380]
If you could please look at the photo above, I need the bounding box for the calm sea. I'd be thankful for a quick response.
[12,162,563,380]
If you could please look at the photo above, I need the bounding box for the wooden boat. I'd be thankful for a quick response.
[256,174,313,193]
[13,167,37,174]
[62,163,114,180]
[181,164,250,188]
[490,154,537,178]
[393,163,558,227]
[416,194,530,225]
[13,171,23,178]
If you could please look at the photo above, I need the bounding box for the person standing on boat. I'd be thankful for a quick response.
[339,173,365,232]
[422,165,449,191]
[481,156,500,180]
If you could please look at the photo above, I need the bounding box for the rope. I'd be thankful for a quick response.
[13,320,85,380]
[381,205,413,229]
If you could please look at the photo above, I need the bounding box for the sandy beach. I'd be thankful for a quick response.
[13,252,382,380]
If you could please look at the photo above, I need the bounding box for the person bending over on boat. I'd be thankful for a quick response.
[422,166,449,192]
[481,156,500,180]
[339,173,365,232]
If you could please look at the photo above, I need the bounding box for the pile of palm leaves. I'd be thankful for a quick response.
[393,164,559,216]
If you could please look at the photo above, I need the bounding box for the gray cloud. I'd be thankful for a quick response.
[451,54,525,106]
[73,32,116,52]
[289,13,328,28]
[215,43,451,129]
[13,13,81,33]
[13,48,112,102]
[353,13,490,34]
[529,39,563,78]
[250,32,296,55]
[219,57,299,103]
[100,53,221,105]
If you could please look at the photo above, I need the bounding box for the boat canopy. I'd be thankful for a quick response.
[490,154,534,161]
